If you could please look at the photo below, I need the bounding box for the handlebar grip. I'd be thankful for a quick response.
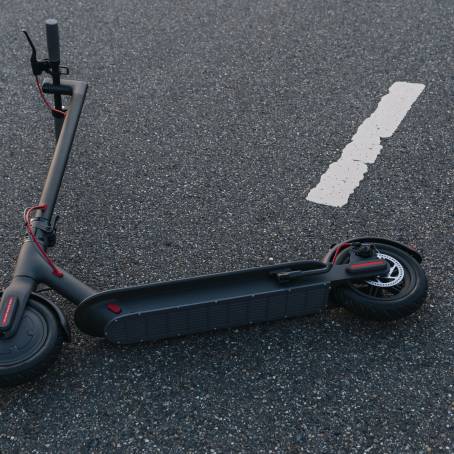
[45,19,60,63]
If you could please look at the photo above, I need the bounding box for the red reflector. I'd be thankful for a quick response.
[1,297,16,327]
[106,303,122,314]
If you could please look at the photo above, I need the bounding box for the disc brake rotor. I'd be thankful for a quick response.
[365,252,405,288]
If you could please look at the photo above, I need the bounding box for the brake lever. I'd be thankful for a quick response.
[22,29,48,76]
[22,30,37,60]
[22,29,69,76]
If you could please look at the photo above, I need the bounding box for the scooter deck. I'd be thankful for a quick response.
[75,260,331,344]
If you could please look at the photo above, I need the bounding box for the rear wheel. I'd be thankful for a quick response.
[0,298,64,387]
[334,243,427,321]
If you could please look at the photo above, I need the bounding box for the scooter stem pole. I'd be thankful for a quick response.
[38,80,88,221]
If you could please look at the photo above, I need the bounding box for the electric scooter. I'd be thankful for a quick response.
[0,20,428,386]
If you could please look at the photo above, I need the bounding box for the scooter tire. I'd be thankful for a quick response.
[333,243,427,321]
[0,298,64,387]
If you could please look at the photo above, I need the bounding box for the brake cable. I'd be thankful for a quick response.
[34,76,66,118]
[24,204,63,278]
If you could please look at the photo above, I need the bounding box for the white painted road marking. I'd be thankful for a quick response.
[306,82,425,207]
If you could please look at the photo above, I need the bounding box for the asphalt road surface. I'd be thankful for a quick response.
[0,0,453,452]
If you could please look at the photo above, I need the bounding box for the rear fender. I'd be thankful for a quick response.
[323,237,422,264]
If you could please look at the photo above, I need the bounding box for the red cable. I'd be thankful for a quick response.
[332,242,351,264]
[35,77,66,118]
[24,204,63,278]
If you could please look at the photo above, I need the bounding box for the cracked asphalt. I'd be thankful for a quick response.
[0,0,453,452]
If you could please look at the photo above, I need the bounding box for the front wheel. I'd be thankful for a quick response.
[0,298,64,387]
[333,243,427,321]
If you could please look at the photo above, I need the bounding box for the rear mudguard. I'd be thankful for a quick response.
[323,237,422,263]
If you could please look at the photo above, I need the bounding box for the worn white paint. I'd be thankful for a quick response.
[306,82,425,207]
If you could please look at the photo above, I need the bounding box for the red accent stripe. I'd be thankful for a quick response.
[332,242,351,264]
[1,297,15,327]
[351,260,386,269]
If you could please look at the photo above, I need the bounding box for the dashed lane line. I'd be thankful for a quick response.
[306,82,425,207]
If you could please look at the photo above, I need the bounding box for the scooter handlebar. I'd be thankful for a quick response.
[45,19,60,63]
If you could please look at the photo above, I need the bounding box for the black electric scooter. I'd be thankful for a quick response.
[0,20,428,386]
